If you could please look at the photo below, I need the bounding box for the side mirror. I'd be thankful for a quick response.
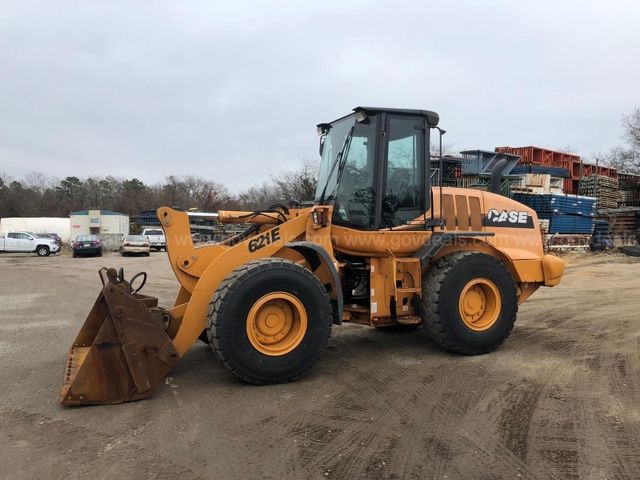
[316,123,331,156]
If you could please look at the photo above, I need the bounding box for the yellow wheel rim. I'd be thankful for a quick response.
[458,278,501,331]
[246,292,308,356]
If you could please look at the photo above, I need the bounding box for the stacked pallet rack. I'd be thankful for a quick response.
[496,146,581,193]
[512,193,597,234]
[619,172,640,207]
[456,149,522,196]
[510,173,565,195]
[459,149,520,175]
[430,155,462,187]
[579,175,620,209]
[457,175,522,196]
[596,207,640,246]
[495,146,618,195]
[592,219,613,250]
[510,165,569,195]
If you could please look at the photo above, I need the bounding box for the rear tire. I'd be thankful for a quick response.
[207,258,332,384]
[421,252,517,354]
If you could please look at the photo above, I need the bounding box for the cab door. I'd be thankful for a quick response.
[21,233,37,252]
[5,233,23,252]
[380,115,426,228]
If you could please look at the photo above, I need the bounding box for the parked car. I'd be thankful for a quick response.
[44,233,63,248]
[120,235,150,256]
[0,231,61,256]
[72,235,103,258]
[32,233,62,249]
[141,228,166,251]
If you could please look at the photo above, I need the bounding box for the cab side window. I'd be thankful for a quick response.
[8,233,19,239]
[383,116,424,227]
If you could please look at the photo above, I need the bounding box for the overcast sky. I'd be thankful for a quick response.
[1,1,639,192]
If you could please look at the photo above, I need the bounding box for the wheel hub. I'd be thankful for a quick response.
[459,278,501,331]
[246,292,308,356]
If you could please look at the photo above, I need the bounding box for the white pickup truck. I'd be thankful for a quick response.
[0,231,61,256]
[141,228,166,251]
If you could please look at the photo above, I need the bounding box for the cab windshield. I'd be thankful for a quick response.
[315,115,354,203]
[314,114,379,228]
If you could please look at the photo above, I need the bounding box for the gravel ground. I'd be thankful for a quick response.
[0,250,639,479]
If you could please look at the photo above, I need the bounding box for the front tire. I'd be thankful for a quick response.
[36,245,50,257]
[207,258,332,384]
[421,252,517,354]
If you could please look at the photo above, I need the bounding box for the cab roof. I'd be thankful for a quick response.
[320,106,440,129]
[354,106,439,127]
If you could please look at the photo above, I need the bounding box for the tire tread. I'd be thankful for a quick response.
[421,252,518,355]
[207,258,331,384]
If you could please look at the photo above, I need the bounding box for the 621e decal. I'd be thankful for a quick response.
[248,227,281,252]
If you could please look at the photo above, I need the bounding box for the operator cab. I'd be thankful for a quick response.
[315,106,439,230]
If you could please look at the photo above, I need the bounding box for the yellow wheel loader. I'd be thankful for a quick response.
[60,107,565,405]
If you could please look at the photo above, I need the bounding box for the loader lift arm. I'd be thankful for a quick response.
[159,207,313,357]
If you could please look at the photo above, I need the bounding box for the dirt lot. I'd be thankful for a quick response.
[0,251,639,480]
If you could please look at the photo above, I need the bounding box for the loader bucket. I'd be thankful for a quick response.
[60,268,179,406]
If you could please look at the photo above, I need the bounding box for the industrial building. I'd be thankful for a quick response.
[134,209,161,227]
[70,209,129,251]
[0,217,71,243]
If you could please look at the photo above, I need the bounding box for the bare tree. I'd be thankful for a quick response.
[623,108,640,149]
[0,159,321,217]
[238,182,284,210]
[430,141,455,158]
[602,147,640,173]
[604,108,640,174]
[271,159,320,204]
[24,171,56,196]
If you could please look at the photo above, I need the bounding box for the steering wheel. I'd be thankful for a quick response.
[343,187,375,225]
[383,193,399,212]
